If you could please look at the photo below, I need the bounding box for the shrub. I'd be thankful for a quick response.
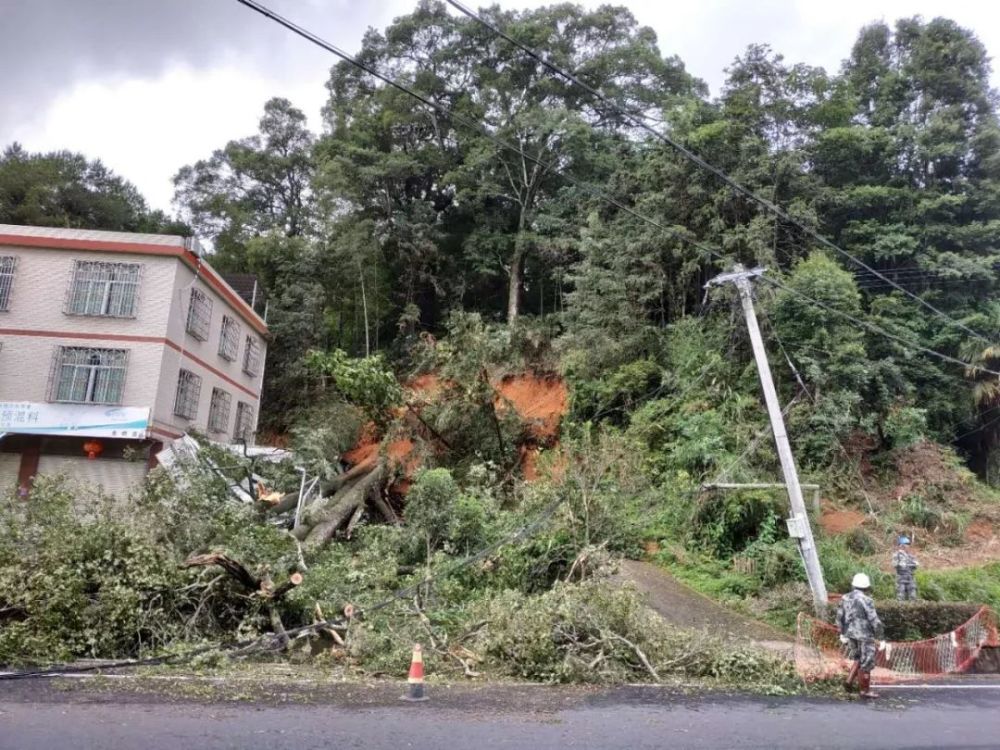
[902,495,941,530]
[0,478,198,664]
[873,602,981,641]
[690,491,786,558]
[845,528,876,555]
[569,358,663,424]
[817,538,890,596]
[406,469,461,556]
[918,564,1000,612]
[883,405,928,449]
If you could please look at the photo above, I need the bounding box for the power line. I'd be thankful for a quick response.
[0,489,568,680]
[233,0,1000,379]
[234,0,721,262]
[442,0,996,349]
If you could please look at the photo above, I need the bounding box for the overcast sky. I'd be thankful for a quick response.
[2,0,997,213]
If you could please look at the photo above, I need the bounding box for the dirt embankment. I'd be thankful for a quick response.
[342,371,569,493]
[819,440,1000,570]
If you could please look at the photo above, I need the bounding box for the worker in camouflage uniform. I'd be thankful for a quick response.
[892,535,919,601]
[837,572,884,698]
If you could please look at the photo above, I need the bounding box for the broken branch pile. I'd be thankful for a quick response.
[256,370,567,549]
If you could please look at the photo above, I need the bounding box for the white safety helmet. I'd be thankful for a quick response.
[851,573,871,590]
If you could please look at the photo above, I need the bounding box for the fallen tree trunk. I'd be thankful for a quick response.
[298,476,365,529]
[258,452,381,518]
[329,457,378,493]
[304,463,385,550]
[368,485,400,525]
[259,491,300,516]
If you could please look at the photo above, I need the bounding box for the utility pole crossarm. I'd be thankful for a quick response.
[708,264,828,615]
[704,266,766,288]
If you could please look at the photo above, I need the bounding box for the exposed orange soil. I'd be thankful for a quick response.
[342,370,569,493]
[886,441,974,505]
[820,509,866,535]
[967,518,996,544]
[910,517,1000,570]
[494,373,568,444]
[520,445,541,481]
[342,439,378,468]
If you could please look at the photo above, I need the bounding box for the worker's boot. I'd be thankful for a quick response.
[844,663,859,693]
[859,671,879,699]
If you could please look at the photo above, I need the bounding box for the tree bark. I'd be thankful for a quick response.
[506,240,528,325]
[303,463,386,550]
[260,458,376,518]
[368,485,399,525]
[506,212,529,325]
[360,268,370,357]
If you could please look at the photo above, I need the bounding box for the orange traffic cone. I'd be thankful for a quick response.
[401,643,428,702]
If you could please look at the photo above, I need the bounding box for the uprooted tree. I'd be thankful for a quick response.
[252,325,567,548]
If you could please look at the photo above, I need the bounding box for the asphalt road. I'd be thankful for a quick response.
[1,679,999,750]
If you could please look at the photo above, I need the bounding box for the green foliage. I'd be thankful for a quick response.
[871,602,982,641]
[473,580,794,686]
[416,311,520,381]
[305,349,402,423]
[408,312,528,470]
[0,478,197,663]
[816,537,891,596]
[691,491,787,558]
[918,563,1000,613]
[405,469,460,553]
[288,401,364,481]
[883,405,929,449]
[845,528,876,555]
[901,494,942,530]
[173,97,315,267]
[550,429,652,556]
[0,143,187,233]
[568,358,664,424]
[771,254,868,392]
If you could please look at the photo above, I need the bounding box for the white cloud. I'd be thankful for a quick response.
[7,64,328,212]
[3,0,998,215]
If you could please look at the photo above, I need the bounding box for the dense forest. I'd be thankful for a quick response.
[166,5,1000,481]
[4,2,1000,682]
[4,4,999,480]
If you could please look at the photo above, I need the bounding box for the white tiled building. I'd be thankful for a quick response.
[0,224,268,497]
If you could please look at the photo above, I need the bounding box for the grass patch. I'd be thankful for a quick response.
[918,563,1000,612]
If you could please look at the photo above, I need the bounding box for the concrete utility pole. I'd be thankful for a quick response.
[707,265,828,615]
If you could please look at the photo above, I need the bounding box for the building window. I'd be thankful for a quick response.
[173,369,202,420]
[66,261,141,318]
[219,315,240,361]
[234,401,255,442]
[208,388,232,433]
[51,347,128,404]
[186,288,212,341]
[243,336,262,376]
[0,256,15,311]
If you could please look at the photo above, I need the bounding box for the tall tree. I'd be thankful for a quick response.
[315,0,702,327]
[173,97,316,270]
[814,18,1000,294]
[0,143,184,233]
[448,3,700,324]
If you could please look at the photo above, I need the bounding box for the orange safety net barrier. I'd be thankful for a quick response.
[795,606,999,683]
